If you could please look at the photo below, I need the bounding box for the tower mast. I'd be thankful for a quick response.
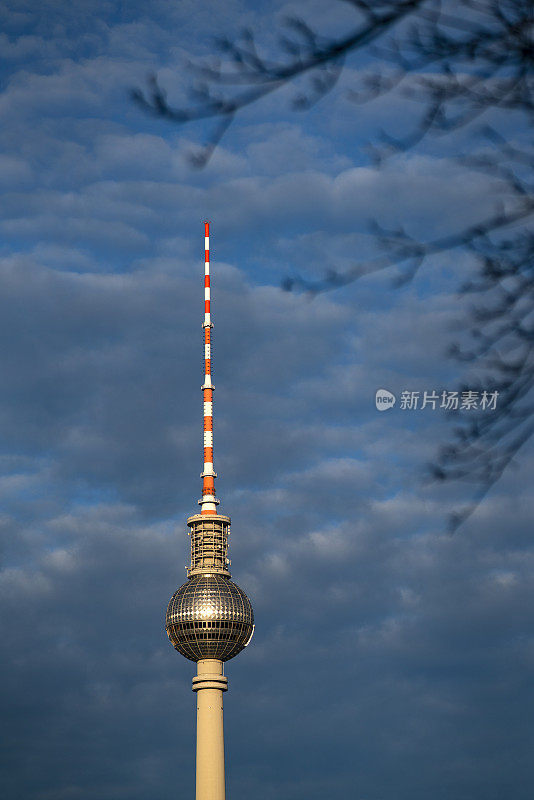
[200,221,218,515]
[165,223,254,800]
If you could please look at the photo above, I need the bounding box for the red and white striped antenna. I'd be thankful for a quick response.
[200,221,219,514]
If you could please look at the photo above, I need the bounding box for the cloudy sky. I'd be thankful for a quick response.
[1,2,532,799]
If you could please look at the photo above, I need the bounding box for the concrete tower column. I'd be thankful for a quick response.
[192,659,228,800]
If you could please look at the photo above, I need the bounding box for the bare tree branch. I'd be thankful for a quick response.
[134,1,534,530]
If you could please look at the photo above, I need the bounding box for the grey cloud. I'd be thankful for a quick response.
[3,457,532,798]
[1,3,532,799]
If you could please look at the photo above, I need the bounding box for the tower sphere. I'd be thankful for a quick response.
[166,573,254,662]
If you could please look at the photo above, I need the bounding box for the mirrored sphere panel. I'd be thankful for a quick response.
[166,573,254,662]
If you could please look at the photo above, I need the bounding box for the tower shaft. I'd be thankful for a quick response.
[193,659,228,800]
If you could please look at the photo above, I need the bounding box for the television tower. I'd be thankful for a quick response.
[166,222,254,800]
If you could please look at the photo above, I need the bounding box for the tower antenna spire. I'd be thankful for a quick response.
[200,220,219,514]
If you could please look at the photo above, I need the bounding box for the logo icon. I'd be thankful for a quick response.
[375,388,396,411]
